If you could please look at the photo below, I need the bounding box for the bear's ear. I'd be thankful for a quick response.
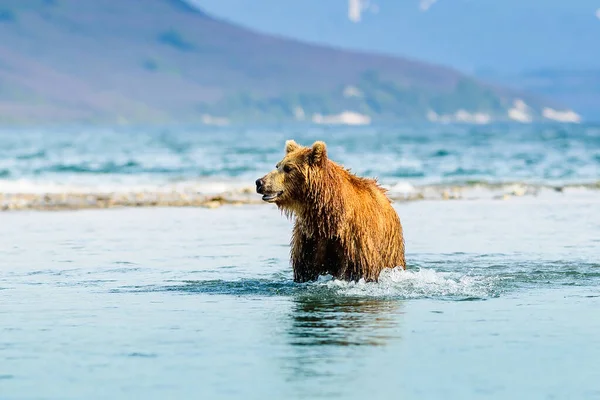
[309,141,327,166]
[285,140,300,154]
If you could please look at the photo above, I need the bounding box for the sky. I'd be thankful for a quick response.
[188,0,600,73]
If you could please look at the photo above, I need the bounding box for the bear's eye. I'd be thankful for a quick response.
[283,165,292,173]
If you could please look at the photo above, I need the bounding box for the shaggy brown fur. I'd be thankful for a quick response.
[256,140,406,282]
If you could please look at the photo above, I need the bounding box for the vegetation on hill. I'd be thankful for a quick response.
[0,0,561,124]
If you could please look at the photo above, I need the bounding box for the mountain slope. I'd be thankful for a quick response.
[477,69,600,121]
[0,0,572,124]
[191,0,600,72]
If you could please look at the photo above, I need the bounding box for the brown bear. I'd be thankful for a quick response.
[255,140,406,282]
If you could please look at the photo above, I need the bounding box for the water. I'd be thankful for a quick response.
[0,124,599,193]
[1,124,600,399]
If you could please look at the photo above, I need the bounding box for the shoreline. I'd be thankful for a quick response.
[1,182,598,211]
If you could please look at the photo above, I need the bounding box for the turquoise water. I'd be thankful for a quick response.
[0,125,599,399]
[1,196,599,399]
[0,124,599,192]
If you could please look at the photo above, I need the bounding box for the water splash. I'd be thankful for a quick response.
[320,268,503,300]
[122,267,506,300]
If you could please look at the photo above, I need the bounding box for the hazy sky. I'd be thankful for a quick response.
[189,0,600,72]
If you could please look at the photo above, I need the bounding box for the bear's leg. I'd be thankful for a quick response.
[336,262,364,282]
[292,235,321,283]
[293,267,321,283]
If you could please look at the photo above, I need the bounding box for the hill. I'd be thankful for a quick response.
[192,0,599,73]
[476,69,600,121]
[0,0,576,124]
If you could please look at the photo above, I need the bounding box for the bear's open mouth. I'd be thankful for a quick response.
[262,191,283,202]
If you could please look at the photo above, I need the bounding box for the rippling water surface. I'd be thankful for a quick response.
[2,197,600,399]
[1,125,599,399]
[0,124,599,193]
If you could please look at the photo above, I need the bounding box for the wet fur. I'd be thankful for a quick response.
[258,140,406,282]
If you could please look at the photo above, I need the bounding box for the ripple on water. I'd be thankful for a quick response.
[125,352,158,358]
[112,260,600,301]
[116,267,506,300]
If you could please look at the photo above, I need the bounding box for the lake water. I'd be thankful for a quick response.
[1,123,599,193]
[1,124,599,399]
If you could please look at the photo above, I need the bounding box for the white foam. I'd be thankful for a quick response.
[0,179,91,194]
[387,182,416,195]
[0,179,248,195]
[318,267,501,299]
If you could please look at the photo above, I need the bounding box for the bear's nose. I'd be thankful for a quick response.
[255,178,264,193]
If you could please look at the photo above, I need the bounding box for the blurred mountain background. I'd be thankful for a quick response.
[194,0,600,120]
[0,0,596,125]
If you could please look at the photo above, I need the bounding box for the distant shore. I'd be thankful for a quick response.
[1,183,598,211]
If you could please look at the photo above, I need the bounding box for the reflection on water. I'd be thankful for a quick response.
[288,295,404,347]
[282,296,404,394]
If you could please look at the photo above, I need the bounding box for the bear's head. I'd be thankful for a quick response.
[255,140,328,206]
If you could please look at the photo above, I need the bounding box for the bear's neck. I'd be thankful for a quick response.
[294,162,347,237]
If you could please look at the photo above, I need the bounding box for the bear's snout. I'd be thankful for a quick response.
[255,178,264,193]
